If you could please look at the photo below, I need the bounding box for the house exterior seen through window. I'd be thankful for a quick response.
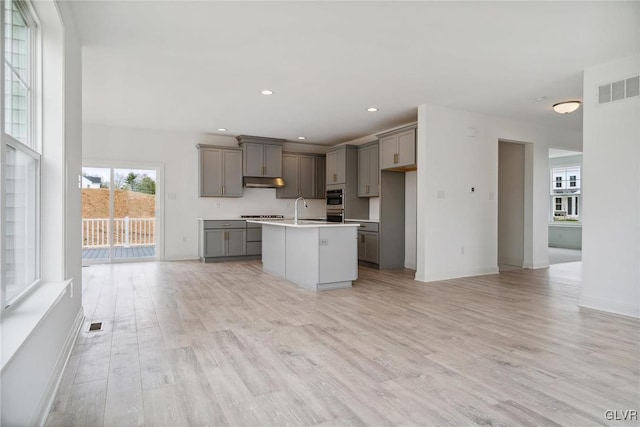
[550,165,581,222]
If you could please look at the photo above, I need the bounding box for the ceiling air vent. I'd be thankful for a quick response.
[599,75,639,104]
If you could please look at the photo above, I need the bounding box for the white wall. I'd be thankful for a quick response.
[498,141,525,267]
[580,55,640,318]
[415,103,581,282]
[1,1,84,425]
[83,124,327,260]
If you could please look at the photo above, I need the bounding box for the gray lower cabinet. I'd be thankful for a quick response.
[348,221,379,264]
[197,144,243,197]
[358,231,379,264]
[200,220,260,262]
[246,222,262,255]
[204,230,226,257]
[204,228,246,258]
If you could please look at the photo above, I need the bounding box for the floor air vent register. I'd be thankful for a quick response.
[88,322,103,332]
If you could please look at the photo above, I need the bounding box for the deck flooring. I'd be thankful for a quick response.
[82,245,155,261]
[46,261,639,426]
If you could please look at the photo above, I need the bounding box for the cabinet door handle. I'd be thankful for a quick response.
[224,231,228,240]
[394,153,399,164]
[222,186,225,195]
[262,165,266,175]
[333,173,337,182]
[366,185,369,194]
[361,234,365,243]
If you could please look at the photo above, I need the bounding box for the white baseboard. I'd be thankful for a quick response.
[415,266,500,283]
[163,256,200,262]
[579,295,640,319]
[522,260,550,269]
[34,308,85,427]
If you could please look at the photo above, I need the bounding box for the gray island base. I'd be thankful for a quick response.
[248,220,360,291]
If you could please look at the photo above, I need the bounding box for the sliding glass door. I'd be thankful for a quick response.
[82,166,157,263]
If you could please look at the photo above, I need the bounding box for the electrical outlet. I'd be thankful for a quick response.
[319,238,328,246]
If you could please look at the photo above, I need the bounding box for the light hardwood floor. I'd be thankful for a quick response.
[46,261,639,426]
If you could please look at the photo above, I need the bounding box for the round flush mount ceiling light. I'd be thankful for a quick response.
[297,136,306,140]
[553,101,581,114]
[260,89,274,95]
[366,107,379,112]
[217,128,227,132]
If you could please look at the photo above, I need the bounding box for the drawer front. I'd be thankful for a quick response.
[247,222,262,229]
[356,222,379,232]
[246,241,261,255]
[247,228,262,242]
[203,220,246,229]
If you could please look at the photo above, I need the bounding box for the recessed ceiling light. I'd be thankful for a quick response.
[217,128,227,132]
[297,136,306,140]
[261,90,274,95]
[552,101,581,114]
[367,107,379,112]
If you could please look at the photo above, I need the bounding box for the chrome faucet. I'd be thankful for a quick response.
[294,197,308,224]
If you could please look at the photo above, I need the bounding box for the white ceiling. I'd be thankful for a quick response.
[69,1,639,145]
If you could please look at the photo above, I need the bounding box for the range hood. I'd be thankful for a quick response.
[243,176,285,188]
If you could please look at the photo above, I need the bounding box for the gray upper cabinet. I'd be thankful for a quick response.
[197,144,243,197]
[315,156,326,198]
[326,146,347,185]
[243,143,264,176]
[378,125,416,170]
[299,155,315,197]
[358,142,379,197]
[277,153,326,199]
[278,154,299,199]
[237,136,286,178]
[242,142,282,177]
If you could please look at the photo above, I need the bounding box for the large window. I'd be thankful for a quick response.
[2,0,38,307]
[550,165,581,222]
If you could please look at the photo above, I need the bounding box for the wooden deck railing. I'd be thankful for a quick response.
[82,217,155,248]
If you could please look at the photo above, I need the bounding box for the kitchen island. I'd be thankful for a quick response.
[247,220,360,291]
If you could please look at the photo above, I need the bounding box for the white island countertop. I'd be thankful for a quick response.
[252,220,360,291]
[246,219,359,228]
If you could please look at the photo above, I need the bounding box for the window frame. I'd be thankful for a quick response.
[1,0,41,311]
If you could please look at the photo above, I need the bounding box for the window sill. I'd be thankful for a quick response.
[0,280,72,372]
[548,222,582,227]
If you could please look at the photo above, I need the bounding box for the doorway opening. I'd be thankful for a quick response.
[548,148,583,265]
[497,140,526,271]
[81,166,159,263]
